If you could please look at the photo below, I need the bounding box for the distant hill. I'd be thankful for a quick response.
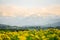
[0,24,17,29]
[0,24,41,30]
[44,22,60,27]
[51,22,60,27]
[0,20,60,28]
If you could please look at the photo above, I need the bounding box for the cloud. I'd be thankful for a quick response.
[0,5,35,17]
[0,5,60,17]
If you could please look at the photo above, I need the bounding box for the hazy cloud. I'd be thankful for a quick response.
[0,5,60,17]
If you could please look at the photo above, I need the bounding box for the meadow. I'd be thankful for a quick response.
[0,28,60,40]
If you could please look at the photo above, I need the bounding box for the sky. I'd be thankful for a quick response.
[0,0,60,26]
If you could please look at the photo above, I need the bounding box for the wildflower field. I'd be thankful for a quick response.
[0,29,60,40]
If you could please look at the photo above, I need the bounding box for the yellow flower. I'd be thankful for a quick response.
[18,36,26,40]
[30,34,34,36]
[35,35,39,39]
[42,36,45,39]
